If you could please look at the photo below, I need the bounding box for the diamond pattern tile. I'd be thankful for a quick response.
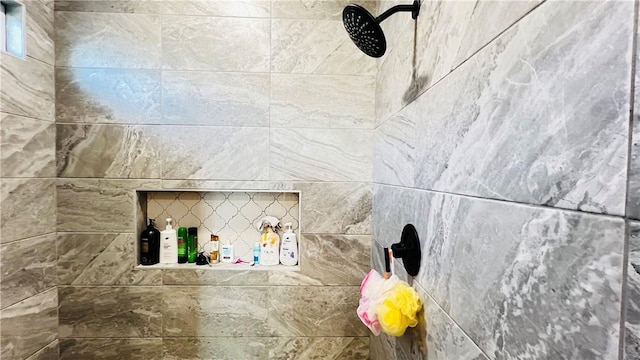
[146,191,300,261]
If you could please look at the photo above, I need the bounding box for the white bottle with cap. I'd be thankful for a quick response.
[160,218,178,264]
[280,222,298,266]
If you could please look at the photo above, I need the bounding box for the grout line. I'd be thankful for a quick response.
[0,110,55,123]
[0,231,57,246]
[375,182,629,221]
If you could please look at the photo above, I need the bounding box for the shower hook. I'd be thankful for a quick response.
[390,224,421,276]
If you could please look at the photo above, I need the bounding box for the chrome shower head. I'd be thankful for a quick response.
[342,1,420,58]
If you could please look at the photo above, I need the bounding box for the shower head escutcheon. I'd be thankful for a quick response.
[342,0,420,58]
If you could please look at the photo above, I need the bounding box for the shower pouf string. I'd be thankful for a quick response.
[356,248,423,337]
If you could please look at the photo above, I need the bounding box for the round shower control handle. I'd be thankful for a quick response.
[390,224,422,277]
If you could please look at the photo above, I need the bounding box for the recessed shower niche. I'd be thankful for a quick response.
[134,190,301,271]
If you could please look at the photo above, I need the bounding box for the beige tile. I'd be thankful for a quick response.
[55,0,164,13]
[59,338,162,360]
[270,128,373,181]
[1,234,57,309]
[162,286,271,336]
[56,179,161,232]
[162,71,269,126]
[162,16,269,72]
[271,0,376,21]
[1,178,56,243]
[271,19,375,75]
[0,54,54,121]
[269,234,370,286]
[161,0,270,17]
[56,124,161,178]
[55,68,162,124]
[162,269,268,286]
[163,338,269,360]
[269,337,368,360]
[155,126,270,181]
[268,286,367,336]
[58,286,162,337]
[370,333,397,360]
[1,113,56,178]
[26,340,58,360]
[26,0,55,65]
[271,74,374,129]
[0,288,58,360]
[57,233,161,285]
[55,11,161,68]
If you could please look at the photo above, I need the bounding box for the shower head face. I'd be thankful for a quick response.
[342,4,386,58]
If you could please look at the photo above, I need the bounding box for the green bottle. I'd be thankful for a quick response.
[177,227,188,263]
[187,227,198,263]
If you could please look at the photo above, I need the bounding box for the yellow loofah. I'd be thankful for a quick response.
[377,283,422,336]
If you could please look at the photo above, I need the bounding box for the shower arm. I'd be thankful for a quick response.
[375,1,420,23]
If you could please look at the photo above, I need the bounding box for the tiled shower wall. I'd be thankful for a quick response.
[371,1,639,360]
[54,0,374,358]
[0,1,58,359]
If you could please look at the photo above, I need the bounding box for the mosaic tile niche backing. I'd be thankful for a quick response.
[146,191,300,262]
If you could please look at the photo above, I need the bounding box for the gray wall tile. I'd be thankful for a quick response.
[162,269,268,286]
[57,233,161,285]
[1,288,58,360]
[55,68,162,124]
[373,108,415,187]
[55,11,161,68]
[269,337,368,360]
[55,0,164,13]
[162,71,269,127]
[26,0,55,65]
[270,128,373,181]
[1,113,56,178]
[162,16,269,72]
[58,286,162,338]
[163,337,269,360]
[56,124,161,178]
[59,338,162,360]
[271,0,376,21]
[1,179,56,243]
[0,54,55,121]
[625,222,640,360]
[26,340,58,360]
[1,234,57,309]
[271,74,375,129]
[161,0,270,17]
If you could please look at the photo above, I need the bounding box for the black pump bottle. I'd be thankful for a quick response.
[140,219,160,265]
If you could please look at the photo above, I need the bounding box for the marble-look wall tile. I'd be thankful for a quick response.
[163,337,269,360]
[412,0,631,215]
[269,337,368,360]
[58,286,162,337]
[0,54,54,121]
[629,7,640,220]
[270,128,373,181]
[1,179,56,243]
[373,107,415,187]
[268,286,367,336]
[162,286,270,336]
[55,68,162,124]
[26,0,55,65]
[295,182,371,234]
[625,222,640,360]
[55,0,164,13]
[1,288,58,360]
[271,19,375,75]
[57,179,161,232]
[372,184,419,247]
[26,340,58,360]
[268,234,370,285]
[389,186,625,359]
[156,126,269,180]
[271,74,374,129]
[162,269,268,286]
[453,0,543,67]
[162,71,269,126]
[162,16,269,72]
[1,113,56,178]
[1,234,56,309]
[55,11,161,68]
[271,0,375,21]
[370,333,396,360]
[59,338,162,360]
[57,233,161,285]
[56,124,161,178]
[162,179,272,190]
[162,0,270,17]
[397,284,488,360]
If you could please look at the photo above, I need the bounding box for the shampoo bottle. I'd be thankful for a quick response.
[260,225,280,266]
[140,219,160,265]
[160,218,178,264]
[221,240,234,263]
[280,222,298,266]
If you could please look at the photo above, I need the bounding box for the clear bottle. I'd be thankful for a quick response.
[260,225,280,266]
[221,240,234,263]
[209,234,220,264]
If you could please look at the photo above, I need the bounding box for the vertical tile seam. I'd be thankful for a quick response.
[620,0,639,357]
